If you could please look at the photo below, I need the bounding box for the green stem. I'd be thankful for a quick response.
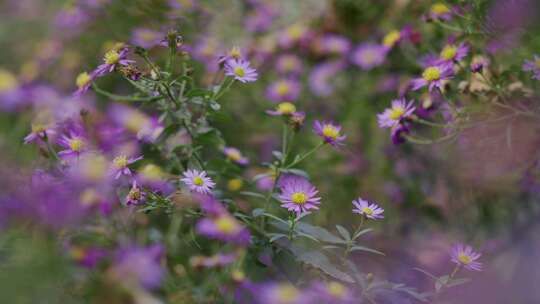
[214,77,235,100]
[285,142,324,169]
[92,83,161,102]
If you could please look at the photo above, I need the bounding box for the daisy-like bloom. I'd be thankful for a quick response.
[523,54,540,80]
[315,34,352,56]
[266,102,298,116]
[181,169,215,194]
[266,78,301,102]
[196,214,251,246]
[218,46,243,64]
[450,244,482,271]
[352,198,384,219]
[58,131,87,158]
[427,2,453,21]
[224,59,258,83]
[278,23,310,49]
[310,281,353,303]
[276,54,303,76]
[259,282,308,304]
[438,42,469,63]
[351,43,387,70]
[24,123,56,144]
[278,175,321,215]
[126,181,146,205]
[313,120,346,146]
[411,63,453,92]
[110,154,143,179]
[73,71,94,97]
[131,28,164,49]
[377,98,416,128]
[223,147,249,165]
[382,29,402,50]
[93,47,134,77]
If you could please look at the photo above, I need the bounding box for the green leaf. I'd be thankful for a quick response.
[268,233,288,243]
[295,250,354,283]
[435,275,450,292]
[352,228,373,240]
[413,267,439,281]
[240,191,267,199]
[447,278,471,288]
[295,222,346,244]
[350,246,385,256]
[335,225,351,241]
[252,208,265,217]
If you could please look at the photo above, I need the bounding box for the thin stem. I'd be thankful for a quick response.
[214,77,235,100]
[92,83,161,102]
[285,142,324,169]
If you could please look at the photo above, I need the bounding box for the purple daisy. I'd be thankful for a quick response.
[180,169,215,194]
[313,120,346,146]
[391,123,410,145]
[427,3,453,21]
[352,198,384,219]
[275,54,303,76]
[196,214,250,246]
[308,60,346,97]
[110,154,143,179]
[266,102,299,116]
[223,147,249,166]
[523,54,540,80]
[266,78,301,102]
[351,43,387,70]
[450,244,483,271]
[93,47,134,78]
[73,71,95,97]
[278,175,321,215]
[411,63,453,92]
[111,245,164,290]
[57,131,87,158]
[315,34,352,56]
[125,181,145,205]
[224,59,258,83]
[438,42,469,63]
[24,123,56,144]
[377,98,416,129]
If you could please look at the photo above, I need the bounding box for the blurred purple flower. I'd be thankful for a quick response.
[111,245,164,290]
[351,43,387,70]
[522,54,540,80]
[196,214,251,246]
[266,78,301,102]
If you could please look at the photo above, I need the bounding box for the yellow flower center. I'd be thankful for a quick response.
[277,102,296,114]
[226,150,242,162]
[276,82,290,96]
[422,67,441,81]
[80,188,99,206]
[140,164,164,180]
[192,176,204,186]
[227,178,243,191]
[383,30,401,48]
[234,67,245,77]
[113,155,128,168]
[327,282,346,298]
[31,124,46,134]
[322,125,339,140]
[440,45,457,60]
[362,207,374,215]
[458,254,472,265]
[535,59,540,69]
[276,285,299,302]
[104,50,120,65]
[286,24,304,40]
[431,3,450,15]
[389,107,405,120]
[76,72,91,89]
[80,155,107,181]
[231,270,245,281]
[0,69,18,92]
[291,192,307,204]
[128,187,141,201]
[125,112,149,133]
[69,138,83,152]
[215,216,237,234]
[229,47,242,59]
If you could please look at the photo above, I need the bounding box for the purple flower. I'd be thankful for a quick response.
[351,43,387,70]
[245,3,277,33]
[438,42,469,63]
[313,120,346,146]
[266,102,299,116]
[111,245,164,289]
[382,29,403,50]
[377,98,416,129]
[258,282,310,304]
[391,123,410,145]
[275,54,303,76]
[181,169,215,194]
[23,123,56,144]
[427,3,453,21]
[266,78,301,102]
[309,281,354,303]
[131,28,164,49]
[278,23,311,49]
[73,71,94,97]
[93,47,134,78]
[450,244,482,271]
[110,154,143,179]
[58,131,87,158]
[309,60,346,97]
[126,180,146,206]
[315,34,351,55]
[523,54,540,80]
[190,252,237,268]
[223,147,249,165]
[225,59,258,83]
[196,214,251,246]
[352,198,384,219]
[278,175,321,215]
[411,64,453,92]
